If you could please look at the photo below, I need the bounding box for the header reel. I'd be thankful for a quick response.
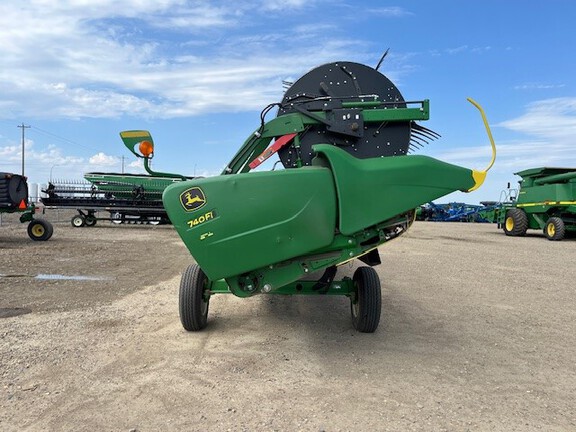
[277,61,440,168]
[226,61,441,174]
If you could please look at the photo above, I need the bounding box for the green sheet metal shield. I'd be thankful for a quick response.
[163,167,337,282]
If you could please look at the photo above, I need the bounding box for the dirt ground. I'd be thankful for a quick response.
[1,211,575,431]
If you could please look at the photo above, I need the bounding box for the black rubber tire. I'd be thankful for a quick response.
[0,173,28,208]
[27,219,53,241]
[85,216,97,227]
[503,208,528,236]
[179,264,210,331]
[350,266,382,333]
[544,217,565,241]
[71,215,86,228]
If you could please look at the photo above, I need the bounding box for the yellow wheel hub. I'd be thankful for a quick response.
[505,217,514,231]
[31,225,45,237]
[547,223,555,237]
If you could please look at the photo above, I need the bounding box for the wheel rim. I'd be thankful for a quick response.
[73,218,83,227]
[547,223,555,237]
[201,279,210,316]
[31,225,45,237]
[505,217,514,231]
[351,281,360,318]
[351,300,359,318]
[201,298,209,316]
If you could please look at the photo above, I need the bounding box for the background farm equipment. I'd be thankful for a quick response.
[41,177,168,226]
[1,172,53,241]
[499,167,576,240]
[132,60,496,333]
[417,201,502,223]
[41,131,195,227]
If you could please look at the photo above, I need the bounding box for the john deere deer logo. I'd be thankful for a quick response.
[180,187,206,212]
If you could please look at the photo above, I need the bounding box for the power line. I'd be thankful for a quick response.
[1,123,130,174]
[28,125,129,161]
[3,122,120,155]
[28,125,100,152]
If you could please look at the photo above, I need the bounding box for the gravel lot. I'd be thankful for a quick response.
[1,212,575,431]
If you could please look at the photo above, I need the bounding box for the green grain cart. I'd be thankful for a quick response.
[500,167,576,240]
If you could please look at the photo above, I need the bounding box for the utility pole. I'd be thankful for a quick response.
[17,123,30,176]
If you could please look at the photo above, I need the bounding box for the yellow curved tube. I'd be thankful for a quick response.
[466,97,497,191]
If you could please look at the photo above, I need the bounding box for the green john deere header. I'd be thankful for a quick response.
[128,61,496,333]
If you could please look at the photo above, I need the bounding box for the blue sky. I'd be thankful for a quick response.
[1,0,575,204]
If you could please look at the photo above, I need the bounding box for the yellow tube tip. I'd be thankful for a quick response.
[468,170,486,192]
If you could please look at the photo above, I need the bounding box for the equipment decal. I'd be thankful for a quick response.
[180,187,206,212]
[200,232,214,241]
[187,210,217,228]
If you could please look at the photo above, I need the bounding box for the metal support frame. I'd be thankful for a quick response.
[208,278,355,297]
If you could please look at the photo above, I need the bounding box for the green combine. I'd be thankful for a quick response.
[500,167,576,240]
[128,61,496,332]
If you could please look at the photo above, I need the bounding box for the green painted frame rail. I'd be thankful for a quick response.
[223,100,430,175]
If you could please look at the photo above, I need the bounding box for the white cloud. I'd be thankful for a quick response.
[262,0,311,11]
[0,144,22,164]
[498,97,576,139]
[432,140,575,173]
[127,159,144,170]
[514,83,566,90]
[446,45,469,55]
[366,7,413,17]
[146,3,239,29]
[89,152,120,166]
[435,97,576,176]
[0,1,370,120]
[0,137,86,182]
[445,45,491,55]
